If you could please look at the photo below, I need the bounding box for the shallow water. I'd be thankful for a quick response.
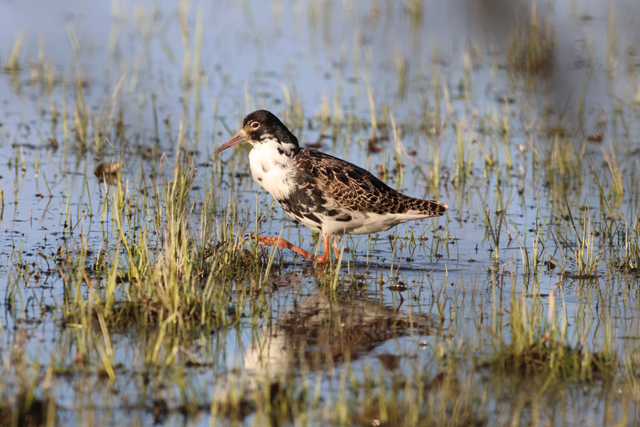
[0,0,639,425]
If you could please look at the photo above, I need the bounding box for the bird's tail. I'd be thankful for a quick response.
[405,198,448,217]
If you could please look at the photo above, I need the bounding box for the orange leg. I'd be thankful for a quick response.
[315,235,332,264]
[331,237,343,260]
[255,234,333,264]
[333,246,341,260]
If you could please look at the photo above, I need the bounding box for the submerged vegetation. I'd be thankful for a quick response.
[0,0,639,425]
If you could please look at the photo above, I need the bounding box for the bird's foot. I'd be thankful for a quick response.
[315,251,331,264]
[252,234,316,261]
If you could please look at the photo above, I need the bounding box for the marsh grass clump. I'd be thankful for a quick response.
[56,150,276,339]
[390,45,408,98]
[84,298,218,334]
[612,216,640,273]
[216,356,490,426]
[622,239,640,273]
[0,391,56,427]
[483,331,617,380]
[482,279,618,382]
[507,6,556,85]
[539,132,586,202]
[353,370,489,427]
[6,30,26,72]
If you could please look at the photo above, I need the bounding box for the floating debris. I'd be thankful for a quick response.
[94,161,123,185]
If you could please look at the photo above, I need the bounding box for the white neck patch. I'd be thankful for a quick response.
[248,138,297,201]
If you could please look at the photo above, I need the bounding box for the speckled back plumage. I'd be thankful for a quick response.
[292,149,447,217]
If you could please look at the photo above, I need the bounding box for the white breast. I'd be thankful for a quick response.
[248,139,297,201]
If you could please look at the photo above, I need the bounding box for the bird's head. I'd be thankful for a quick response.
[215,110,299,156]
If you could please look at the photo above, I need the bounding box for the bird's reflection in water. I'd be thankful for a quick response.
[244,293,434,380]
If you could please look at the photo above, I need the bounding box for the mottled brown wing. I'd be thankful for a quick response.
[294,149,447,216]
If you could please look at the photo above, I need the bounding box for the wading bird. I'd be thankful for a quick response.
[215,110,447,264]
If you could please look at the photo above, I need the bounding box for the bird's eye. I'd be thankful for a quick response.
[251,122,259,129]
